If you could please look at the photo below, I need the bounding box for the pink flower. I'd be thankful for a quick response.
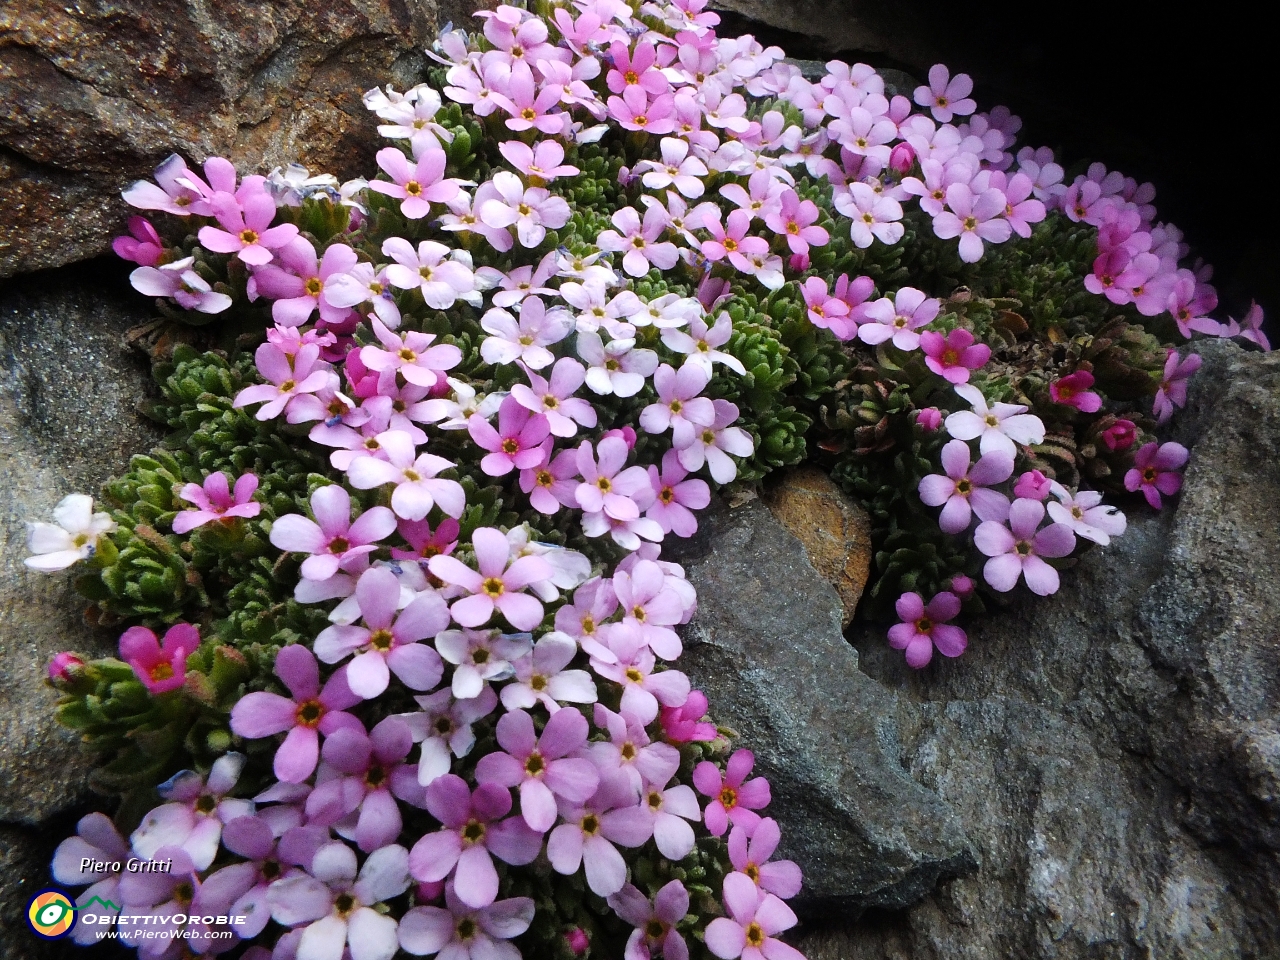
[475,708,600,832]
[112,216,165,266]
[120,623,200,694]
[480,296,574,369]
[233,340,332,422]
[701,209,768,272]
[693,749,770,836]
[1049,370,1103,413]
[640,362,715,439]
[398,886,535,958]
[498,139,579,184]
[312,567,449,700]
[917,438,1013,534]
[764,188,829,255]
[1012,470,1052,501]
[122,153,217,216]
[361,318,463,390]
[493,63,567,136]
[408,775,542,908]
[916,407,943,431]
[575,435,652,521]
[1152,351,1201,424]
[887,591,967,668]
[637,136,709,198]
[608,880,691,960]
[727,818,803,899]
[974,498,1077,596]
[128,257,233,314]
[1124,441,1189,509]
[914,64,976,122]
[920,328,990,383]
[368,146,461,218]
[645,448,711,537]
[229,644,363,783]
[932,183,1011,263]
[428,526,553,630]
[198,192,298,266]
[607,85,677,134]
[1226,301,1270,351]
[661,311,746,377]
[888,142,916,175]
[478,170,571,247]
[48,651,84,682]
[857,287,940,351]
[835,182,904,248]
[501,631,597,712]
[382,238,480,310]
[520,441,581,514]
[1047,484,1126,546]
[470,396,552,477]
[252,237,360,327]
[1101,419,1138,452]
[547,772,654,897]
[598,205,680,277]
[704,873,803,960]
[511,358,599,438]
[675,398,754,484]
[590,632,690,725]
[172,472,260,534]
[346,430,466,522]
[270,484,396,581]
[578,332,659,397]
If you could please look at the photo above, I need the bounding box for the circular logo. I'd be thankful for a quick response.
[27,889,77,940]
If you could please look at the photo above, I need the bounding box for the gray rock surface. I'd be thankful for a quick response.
[0,261,158,959]
[670,499,976,911]
[0,0,443,277]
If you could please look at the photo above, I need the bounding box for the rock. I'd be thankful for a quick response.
[763,465,872,626]
[0,260,161,827]
[0,0,442,277]
[669,500,975,911]
[795,340,1280,957]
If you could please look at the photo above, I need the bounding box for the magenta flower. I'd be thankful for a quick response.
[305,717,425,852]
[764,188,829,255]
[345,430,466,522]
[198,191,299,266]
[659,689,718,744]
[1049,370,1103,413]
[1153,351,1201,424]
[428,526,553,630]
[974,498,1077,596]
[887,591,967,668]
[727,818,803,899]
[932,184,1012,263]
[645,448,711,537]
[252,237,360,327]
[392,517,461,565]
[547,772,654,897]
[913,64,976,122]
[1102,419,1138,452]
[917,438,1013,534]
[920,328,991,383]
[233,340,332,422]
[398,885,535,959]
[120,623,199,694]
[608,880,691,960]
[270,484,396,581]
[704,872,804,960]
[47,651,84,682]
[172,471,260,534]
[407,775,542,908]
[1124,441,1189,509]
[368,146,461,218]
[470,396,552,477]
[229,644,363,783]
[701,209,769,272]
[313,566,449,699]
[112,216,165,266]
[693,749,771,837]
[475,708,600,832]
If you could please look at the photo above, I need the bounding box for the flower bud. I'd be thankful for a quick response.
[565,927,590,956]
[914,407,943,431]
[601,426,637,450]
[948,574,975,599]
[1013,470,1051,501]
[889,142,916,175]
[788,251,810,273]
[48,652,84,682]
[1102,419,1137,452]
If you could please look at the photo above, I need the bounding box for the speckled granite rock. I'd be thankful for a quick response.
[0,261,160,827]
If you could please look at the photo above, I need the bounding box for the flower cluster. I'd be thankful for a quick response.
[29,2,1270,955]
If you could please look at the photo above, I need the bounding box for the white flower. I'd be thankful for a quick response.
[25,495,116,572]
[944,383,1045,458]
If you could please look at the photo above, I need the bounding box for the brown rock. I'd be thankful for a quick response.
[0,0,444,277]
[763,465,871,626]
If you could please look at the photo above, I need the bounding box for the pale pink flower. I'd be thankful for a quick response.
[1152,351,1201,424]
[598,205,680,277]
[511,357,598,437]
[675,398,754,483]
[368,146,461,218]
[345,430,467,521]
[727,818,802,899]
[974,498,1076,595]
[944,384,1045,458]
[481,297,574,369]
[857,287,940,350]
[398,886,535,959]
[478,170,571,247]
[129,257,233,314]
[498,139,580,184]
[608,880,691,960]
[932,183,1011,262]
[914,64,976,122]
[547,772,654,897]
[428,526,553,631]
[575,435,651,521]
[704,873,803,960]
[382,238,480,309]
[270,485,396,581]
[661,311,746,376]
[835,182,904,248]
[918,438,1013,533]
